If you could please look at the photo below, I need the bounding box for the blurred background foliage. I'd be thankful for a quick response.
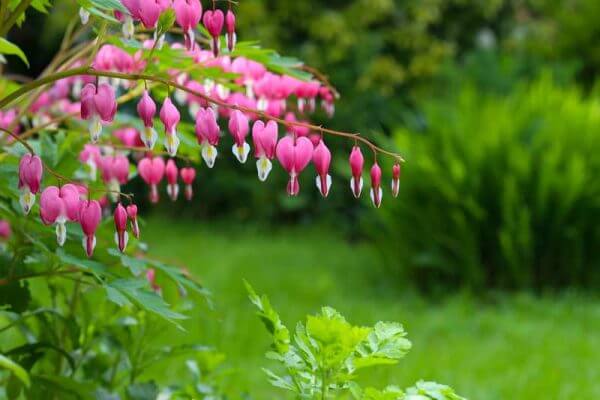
[6,0,600,291]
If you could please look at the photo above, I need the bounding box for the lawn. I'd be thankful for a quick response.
[142,216,600,399]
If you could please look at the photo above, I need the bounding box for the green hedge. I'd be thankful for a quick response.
[369,76,600,291]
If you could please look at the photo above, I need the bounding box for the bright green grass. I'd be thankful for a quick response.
[143,217,600,400]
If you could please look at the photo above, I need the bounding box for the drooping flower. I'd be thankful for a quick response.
[100,155,130,202]
[113,127,144,148]
[252,120,278,181]
[320,86,336,118]
[392,163,401,198]
[79,200,102,257]
[174,0,202,50]
[313,140,332,197]
[114,203,129,253]
[228,110,250,163]
[370,162,383,208]
[80,83,117,143]
[138,156,165,203]
[160,97,181,157]
[137,90,158,149]
[137,0,162,29]
[165,159,179,201]
[349,146,364,198]
[79,145,102,181]
[276,136,314,196]
[295,81,320,113]
[203,9,224,57]
[18,154,43,214]
[0,220,11,240]
[195,107,220,168]
[40,184,80,246]
[225,9,236,52]
[180,167,196,201]
[126,204,140,238]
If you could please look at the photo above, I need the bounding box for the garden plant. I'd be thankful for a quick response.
[0,0,465,399]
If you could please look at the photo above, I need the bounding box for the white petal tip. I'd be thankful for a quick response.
[232,142,251,164]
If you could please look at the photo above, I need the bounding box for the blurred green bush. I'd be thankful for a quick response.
[368,74,600,291]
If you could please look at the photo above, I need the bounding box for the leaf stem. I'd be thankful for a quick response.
[0,0,33,37]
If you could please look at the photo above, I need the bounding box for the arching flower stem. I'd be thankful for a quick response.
[0,67,405,163]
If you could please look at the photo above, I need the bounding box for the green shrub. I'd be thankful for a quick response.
[369,76,600,291]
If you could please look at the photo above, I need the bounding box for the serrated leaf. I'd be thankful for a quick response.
[108,248,146,275]
[0,38,29,68]
[353,322,412,370]
[245,281,290,354]
[107,279,187,327]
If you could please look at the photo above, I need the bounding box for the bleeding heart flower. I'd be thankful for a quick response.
[114,203,129,252]
[295,81,320,113]
[138,0,161,29]
[313,140,332,197]
[79,200,102,257]
[225,9,236,52]
[349,146,364,198]
[165,159,179,201]
[392,163,401,198]
[203,9,224,56]
[195,107,220,168]
[138,156,165,203]
[80,83,117,143]
[276,136,314,196]
[320,86,336,117]
[114,127,144,148]
[126,204,140,238]
[18,154,43,214]
[160,97,181,157]
[0,220,11,240]
[252,120,278,181]
[174,0,202,50]
[40,184,80,246]
[370,162,383,208]
[137,90,158,149]
[100,155,130,202]
[180,167,196,201]
[228,110,250,163]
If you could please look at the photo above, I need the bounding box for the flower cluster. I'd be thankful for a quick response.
[8,0,403,259]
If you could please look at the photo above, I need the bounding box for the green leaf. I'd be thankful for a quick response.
[107,279,187,326]
[352,322,412,370]
[404,381,466,400]
[146,258,211,302]
[127,382,158,400]
[88,0,126,13]
[244,280,290,354]
[31,0,51,13]
[0,355,30,388]
[6,342,75,371]
[55,248,109,278]
[31,374,97,398]
[0,38,29,68]
[107,248,146,276]
[157,9,176,37]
